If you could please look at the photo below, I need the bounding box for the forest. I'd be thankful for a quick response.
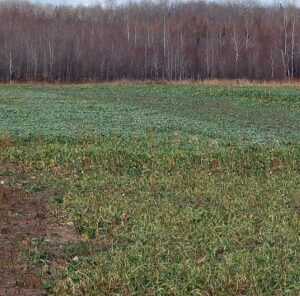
[1,0,300,82]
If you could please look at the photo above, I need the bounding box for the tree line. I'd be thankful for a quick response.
[1,0,300,82]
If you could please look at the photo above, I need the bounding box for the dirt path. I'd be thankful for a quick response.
[0,184,77,296]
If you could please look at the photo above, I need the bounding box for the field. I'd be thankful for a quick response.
[0,83,299,295]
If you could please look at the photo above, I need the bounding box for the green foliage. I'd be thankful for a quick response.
[22,249,54,265]
[0,83,300,144]
[1,84,300,295]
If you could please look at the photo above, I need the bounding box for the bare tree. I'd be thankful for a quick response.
[0,0,299,82]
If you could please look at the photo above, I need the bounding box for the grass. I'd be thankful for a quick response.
[0,83,299,295]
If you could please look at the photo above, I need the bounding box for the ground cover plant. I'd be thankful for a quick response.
[0,83,299,295]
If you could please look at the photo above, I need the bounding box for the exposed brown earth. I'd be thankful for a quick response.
[0,183,78,296]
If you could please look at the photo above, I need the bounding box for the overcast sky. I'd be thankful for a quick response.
[30,0,283,6]
[30,0,96,5]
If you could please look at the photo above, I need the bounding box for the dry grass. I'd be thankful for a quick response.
[199,79,300,87]
[2,79,300,88]
[0,135,12,148]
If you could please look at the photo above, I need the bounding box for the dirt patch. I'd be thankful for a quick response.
[0,184,78,296]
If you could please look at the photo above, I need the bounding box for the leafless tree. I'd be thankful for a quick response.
[0,0,299,82]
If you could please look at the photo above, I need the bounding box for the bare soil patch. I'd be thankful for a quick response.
[0,184,78,296]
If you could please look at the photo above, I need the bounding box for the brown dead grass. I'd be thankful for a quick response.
[197,79,300,87]
[0,135,12,149]
[2,79,300,88]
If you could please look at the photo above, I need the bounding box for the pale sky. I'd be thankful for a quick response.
[29,0,300,6]
[30,0,97,5]
[30,0,282,6]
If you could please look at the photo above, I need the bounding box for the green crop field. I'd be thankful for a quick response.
[0,83,300,295]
